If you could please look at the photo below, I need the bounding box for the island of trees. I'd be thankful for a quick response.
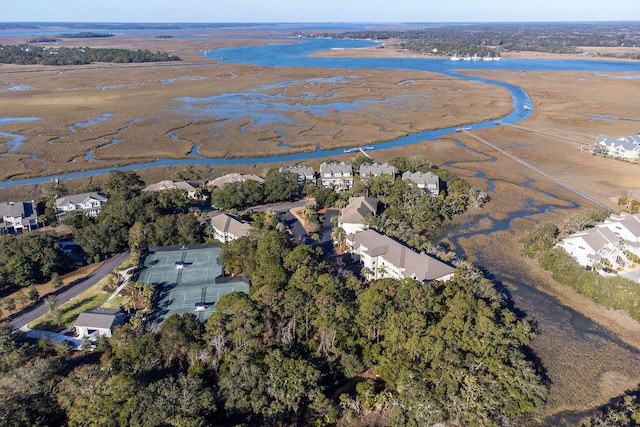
[309,22,640,59]
[0,45,180,66]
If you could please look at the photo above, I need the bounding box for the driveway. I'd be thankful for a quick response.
[8,251,130,330]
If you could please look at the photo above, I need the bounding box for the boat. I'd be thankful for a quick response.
[450,54,460,61]
[524,105,533,111]
[363,145,375,150]
[343,148,357,153]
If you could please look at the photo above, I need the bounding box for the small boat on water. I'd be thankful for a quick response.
[363,145,375,150]
[343,148,357,153]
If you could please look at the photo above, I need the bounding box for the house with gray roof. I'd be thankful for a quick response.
[0,200,39,233]
[402,171,440,196]
[338,196,379,235]
[279,165,316,184]
[596,134,640,160]
[55,192,108,220]
[142,180,198,199]
[319,162,353,191]
[557,212,640,277]
[207,212,251,242]
[74,308,125,338]
[359,162,397,178]
[346,229,454,282]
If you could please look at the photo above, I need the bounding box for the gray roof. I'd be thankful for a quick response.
[320,162,353,177]
[617,214,640,240]
[402,171,440,188]
[0,201,35,219]
[280,165,315,179]
[74,308,122,330]
[359,162,396,177]
[339,196,379,224]
[209,212,251,238]
[597,134,640,152]
[56,192,107,207]
[350,229,454,281]
[581,227,619,250]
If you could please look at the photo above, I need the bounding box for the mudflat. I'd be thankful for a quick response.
[3,32,640,423]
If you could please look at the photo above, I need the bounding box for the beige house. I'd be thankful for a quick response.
[402,171,440,196]
[142,180,198,199]
[319,162,353,191]
[208,212,251,242]
[346,229,454,282]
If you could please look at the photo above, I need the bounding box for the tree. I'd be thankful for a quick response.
[103,170,144,201]
[44,296,60,325]
[28,286,39,303]
[50,272,63,290]
[263,169,301,203]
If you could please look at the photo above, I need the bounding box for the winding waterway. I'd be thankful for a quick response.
[4,34,640,421]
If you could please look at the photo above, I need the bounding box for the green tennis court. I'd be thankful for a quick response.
[135,245,249,325]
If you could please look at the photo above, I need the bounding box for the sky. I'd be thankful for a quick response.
[4,0,640,23]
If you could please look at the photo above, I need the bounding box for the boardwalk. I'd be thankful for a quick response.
[459,129,610,210]
[497,122,590,146]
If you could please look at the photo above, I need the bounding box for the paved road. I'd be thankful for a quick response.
[8,252,130,330]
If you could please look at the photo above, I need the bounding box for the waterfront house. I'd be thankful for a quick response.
[319,162,353,191]
[206,173,264,188]
[346,229,454,282]
[279,165,316,184]
[0,200,39,233]
[359,162,397,177]
[595,134,640,160]
[55,192,108,220]
[338,196,379,235]
[402,171,440,196]
[142,180,198,199]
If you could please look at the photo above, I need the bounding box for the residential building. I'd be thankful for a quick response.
[142,180,198,199]
[207,212,251,242]
[557,212,640,275]
[338,196,379,235]
[359,162,397,177]
[279,165,316,184]
[0,200,39,233]
[596,134,640,160]
[402,171,440,196]
[207,173,264,188]
[55,192,108,220]
[319,162,353,191]
[346,229,454,282]
[74,308,125,339]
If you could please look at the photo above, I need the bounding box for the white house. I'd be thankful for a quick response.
[346,229,454,282]
[0,200,39,233]
[74,308,125,339]
[402,171,440,196]
[596,134,640,160]
[208,212,251,242]
[319,162,353,191]
[557,212,640,272]
[55,192,108,220]
[279,165,315,184]
[337,196,379,235]
[359,162,396,177]
[142,180,198,199]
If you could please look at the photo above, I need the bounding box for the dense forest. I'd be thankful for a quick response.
[0,44,180,65]
[0,230,548,425]
[310,22,640,58]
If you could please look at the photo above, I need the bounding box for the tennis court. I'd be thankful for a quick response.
[135,244,249,325]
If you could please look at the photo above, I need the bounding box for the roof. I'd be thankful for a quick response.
[350,229,454,281]
[402,171,440,187]
[616,214,640,240]
[209,212,251,238]
[207,173,264,188]
[580,227,619,250]
[74,308,122,330]
[319,162,352,177]
[56,192,107,207]
[339,196,379,225]
[597,134,640,152]
[360,162,396,177]
[143,180,196,193]
[280,165,315,178]
[0,201,35,219]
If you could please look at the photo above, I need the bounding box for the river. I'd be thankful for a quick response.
[4,33,640,422]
